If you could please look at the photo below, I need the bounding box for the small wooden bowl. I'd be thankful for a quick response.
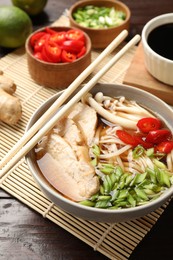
[69,0,131,49]
[25,26,92,89]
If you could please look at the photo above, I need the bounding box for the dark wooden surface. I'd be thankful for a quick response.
[1,1,173,259]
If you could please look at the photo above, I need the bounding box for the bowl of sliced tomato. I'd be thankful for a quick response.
[25,26,92,89]
[69,0,131,49]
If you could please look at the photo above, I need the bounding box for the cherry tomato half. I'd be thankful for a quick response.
[145,129,172,144]
[156,141,173,154]
[137,117,162,133]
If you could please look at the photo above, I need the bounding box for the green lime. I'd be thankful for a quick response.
[11,0,48,16]
[0,6,32,48]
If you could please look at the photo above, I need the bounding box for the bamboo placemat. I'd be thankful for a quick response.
[0,14,171,260]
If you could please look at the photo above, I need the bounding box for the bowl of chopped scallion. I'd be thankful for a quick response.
[69,0,131,48]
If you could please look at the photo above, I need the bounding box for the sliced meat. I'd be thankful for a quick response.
[38,133,99,201]
[68,102,97,146]
[37,101,99,201]
[53,117,84,148]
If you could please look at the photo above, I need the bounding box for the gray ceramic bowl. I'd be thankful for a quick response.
[26,83,173,223]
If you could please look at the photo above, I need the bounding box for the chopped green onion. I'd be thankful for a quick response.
[95,200,112,208]
[135,188,148,200]
[79,161,173,210]
[146,147,154,157]
[133,145,145,158]
[91,157,97,166]
[79,200,95,207]
[92,144,100,156]
[153,158,167,169]
[72,5,126,29]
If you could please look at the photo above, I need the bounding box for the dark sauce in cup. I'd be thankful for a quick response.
[147,23,173,60]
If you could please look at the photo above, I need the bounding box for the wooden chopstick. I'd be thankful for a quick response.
[0,29,128,172]
[0,33,140,178]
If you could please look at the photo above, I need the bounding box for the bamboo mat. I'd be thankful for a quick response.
[0,14,171,260]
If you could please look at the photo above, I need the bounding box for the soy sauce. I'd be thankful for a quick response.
[147,23,173,60]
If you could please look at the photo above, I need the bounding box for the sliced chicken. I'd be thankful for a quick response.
[53,117,84,148]
[36,102,99,201]
[38,133,99,201]
[68,102,98,146]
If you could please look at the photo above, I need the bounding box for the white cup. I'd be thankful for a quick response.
[142,13,173,86]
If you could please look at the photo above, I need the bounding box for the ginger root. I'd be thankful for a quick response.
[0,74,22,125]
[0,74,16,94]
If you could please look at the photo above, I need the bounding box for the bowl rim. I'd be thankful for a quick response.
[25,25,92,66]
[25,83,173,217]
[142,13,173,64]
[69,0,131,32]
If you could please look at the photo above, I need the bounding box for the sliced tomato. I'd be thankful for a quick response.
[30,32,46,48]
[62,40,84,53]
[137,117,162,133]
[66,29,85,43]
[156,141,173,154]
[34,34,50,52]
[42,40,61,63]
[116,130,138,146]
[49,31,67,45]
[145,129,172,144]
[61,50,76,63]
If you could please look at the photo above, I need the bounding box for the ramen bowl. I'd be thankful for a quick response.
[69,0,131,49]
[25,26,91,89]
[26,83,173,223]
[142,13,173,86]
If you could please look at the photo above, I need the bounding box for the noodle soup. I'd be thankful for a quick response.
[26,83,173,222]
[35,91,173,210]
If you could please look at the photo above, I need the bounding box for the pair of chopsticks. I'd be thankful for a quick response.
[0,30,140,178]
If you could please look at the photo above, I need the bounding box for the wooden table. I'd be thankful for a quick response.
[1,1,173,259]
